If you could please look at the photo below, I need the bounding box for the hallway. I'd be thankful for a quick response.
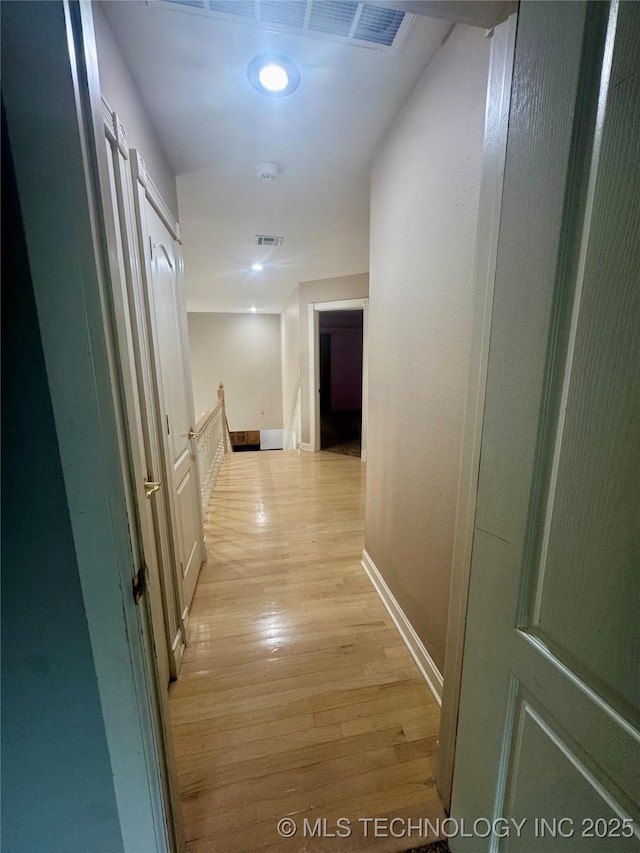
[168,451,444,852]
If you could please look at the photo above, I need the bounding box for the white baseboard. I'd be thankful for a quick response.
[300,442,315,452]
[361,549,443,706]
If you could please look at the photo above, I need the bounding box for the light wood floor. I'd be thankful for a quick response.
[169,450,445,852]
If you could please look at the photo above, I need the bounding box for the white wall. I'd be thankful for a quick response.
[365,24,490,674]
[188,312,283,431]
[93,5,179,219]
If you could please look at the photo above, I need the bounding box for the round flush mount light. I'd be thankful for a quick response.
[260,63,288,92]
[248,55,301,97]
[251,262,264,272]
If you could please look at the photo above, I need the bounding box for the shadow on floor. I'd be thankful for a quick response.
[321,410,361,457]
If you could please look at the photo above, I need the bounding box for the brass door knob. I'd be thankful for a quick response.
[188,428,200,440]
[144,478,161,498]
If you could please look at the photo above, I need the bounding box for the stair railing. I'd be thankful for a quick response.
[193,381,231,514]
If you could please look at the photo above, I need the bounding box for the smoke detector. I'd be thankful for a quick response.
[255,162,279,182]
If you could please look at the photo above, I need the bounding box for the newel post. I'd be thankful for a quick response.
[218,381,231,454]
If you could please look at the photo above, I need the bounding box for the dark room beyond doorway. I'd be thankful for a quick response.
[319,310,363,457]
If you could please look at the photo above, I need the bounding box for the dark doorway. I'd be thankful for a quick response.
[319,310,363,457]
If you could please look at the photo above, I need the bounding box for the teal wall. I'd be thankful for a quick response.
[1,102,125,853]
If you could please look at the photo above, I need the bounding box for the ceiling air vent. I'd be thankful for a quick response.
[260,1,307,28]
[354,5,405,46]
[208,1,256,17]
[164,0,206,8]
[256,234,284,247]
[308,1,358,37]
[159,1,415,52]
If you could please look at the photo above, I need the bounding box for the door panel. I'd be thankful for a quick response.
[504,698,637,853]
[145,201,203,615]
[176,468,200,604]
[451,2,639,849]
[524,24,640,713]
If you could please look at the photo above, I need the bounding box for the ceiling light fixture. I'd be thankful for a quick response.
[251,262,264,272]
[248,54,301,98]
[249,306,258,313]
[259,63,288,93]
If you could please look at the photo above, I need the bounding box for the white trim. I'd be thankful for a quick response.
[308,298,369,456]
[313,298,367,312]
[361,550,443,706]
[307,303,318,454]
[131,149,180,243]
[437,12,517,811]
[300,441,316,452]
[361,297,369,461]
[171,629,185,672]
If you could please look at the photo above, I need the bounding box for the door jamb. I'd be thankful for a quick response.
[307,298,369,459]
[437,12,518,812]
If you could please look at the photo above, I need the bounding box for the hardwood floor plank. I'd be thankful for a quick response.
[181,757,434,842]
[177,725,419,796]
[169,451,445,850]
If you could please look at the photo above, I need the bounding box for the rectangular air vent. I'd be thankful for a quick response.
[164,0,206,7]
[260,1,307,28]
[256,235,284,247]
[208,1,256,17]
[160,1,415,52]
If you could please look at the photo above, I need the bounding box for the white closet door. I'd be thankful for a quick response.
[144,201,203,616]
[451,2,639,849]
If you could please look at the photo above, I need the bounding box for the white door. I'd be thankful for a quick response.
[451,2,639,849]
[145,202,204,616]
[102,117,171,688]
[100,106,185,850]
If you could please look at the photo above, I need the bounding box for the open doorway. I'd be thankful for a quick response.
[319,310,363,457]
[308,297,369,460]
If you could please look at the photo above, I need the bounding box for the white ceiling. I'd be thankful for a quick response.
[100,2,452,313]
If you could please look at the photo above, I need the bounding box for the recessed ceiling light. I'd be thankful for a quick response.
[259,64,288,93]
[251,262,264,272]
[248,54,301,98]
[249,306,258,313]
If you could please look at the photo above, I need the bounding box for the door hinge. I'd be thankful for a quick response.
[132,563,147,604]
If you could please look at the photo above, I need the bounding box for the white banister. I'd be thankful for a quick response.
[195,381,231,513]
[217,380,232,455]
